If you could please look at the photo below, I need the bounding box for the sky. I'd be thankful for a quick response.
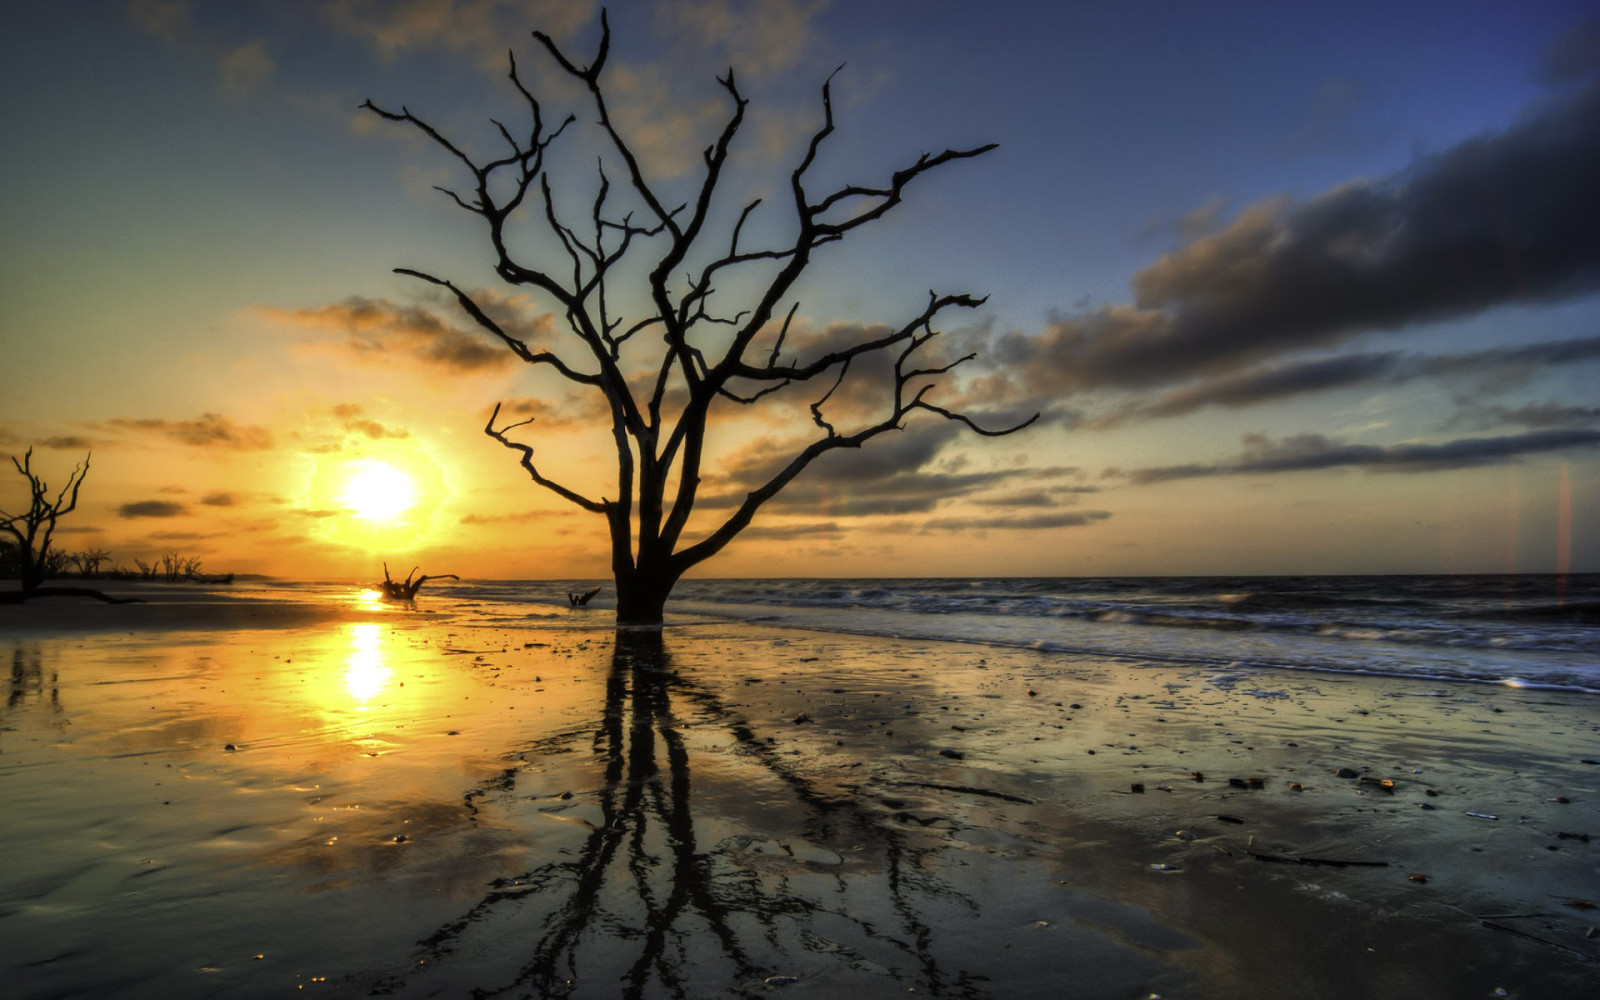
[3,0,1598,581]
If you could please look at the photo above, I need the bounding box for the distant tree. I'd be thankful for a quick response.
[1,448,89,594]
[1,449,134,604]
[66,547,113,576]
[366,10,1034,625]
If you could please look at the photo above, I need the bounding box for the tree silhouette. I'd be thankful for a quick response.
[2,448,137,605]
[364,9,1035,624]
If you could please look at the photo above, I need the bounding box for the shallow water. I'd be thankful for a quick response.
[3,591,1598,998]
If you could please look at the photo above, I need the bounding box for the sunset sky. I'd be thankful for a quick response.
[4,0,1598,581]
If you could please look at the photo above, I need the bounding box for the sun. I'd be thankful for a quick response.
[339,459,417,522]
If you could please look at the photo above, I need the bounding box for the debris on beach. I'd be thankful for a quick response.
[1246,849,1389,868]
[375,563,459,601]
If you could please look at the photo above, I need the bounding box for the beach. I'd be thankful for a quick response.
[2,583,1598,999]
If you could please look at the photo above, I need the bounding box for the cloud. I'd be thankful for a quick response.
[460,509,578,525]
[119,500,188,518]
[199,492,238,506]
[1122,428,1600,484]
[265,297,527,374]
[1460,402,1600,429]
[127,0,192,45]
[922,510,1112,532]
[699,423,1075,517]
[330,403,411,440]
[1091,334,1600,426]
[997,79,1600,394]
[1541,13,1600,84]
[108,413,274,450]
[736,520,846,540]
[218,39,274,98]
[653,0,830,78]
[325,0,598,65]
[40,435,95,450]
[496,395,610,431]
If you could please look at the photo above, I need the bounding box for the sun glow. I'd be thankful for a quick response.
[339,460,416,522]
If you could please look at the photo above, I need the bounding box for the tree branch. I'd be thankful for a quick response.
[485,404,608,513]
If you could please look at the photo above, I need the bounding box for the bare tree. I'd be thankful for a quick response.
[1,449,134,604]
[1,448,89,595]
[66,547,113,576]
[365,10,1035,624]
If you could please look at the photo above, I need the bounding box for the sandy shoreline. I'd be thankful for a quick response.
[3,594,1597,998]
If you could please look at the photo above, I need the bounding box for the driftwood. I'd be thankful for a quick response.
[376,563,459,601]
[569,586,602,607]
[0,585,143,605]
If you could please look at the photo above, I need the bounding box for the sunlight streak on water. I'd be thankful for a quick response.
[344,622,390,705]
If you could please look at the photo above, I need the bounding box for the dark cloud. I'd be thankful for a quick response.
[119,500,188,518]
[497,395,610,430]
[970,485,1101,508]
[922,510,1112,531]
[1123,428,1600,484]
[109,413,274,450]
[700,422,1046,517]
[1093,335,1600,426]
[1541,13,1600,84]
[460,509,579,525]
[40,435,94,450]
[1458,402,1600,429]
[199,492,237,506]
[265,296,538,374]
[736,521,847,540]
[331,403,410,440]
[997,80,1600,394]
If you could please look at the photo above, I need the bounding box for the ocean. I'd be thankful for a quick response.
[242,573,1600,695]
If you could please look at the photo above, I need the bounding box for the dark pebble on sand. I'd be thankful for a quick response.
[1217,814,1245,824]
[939,749,965,760]
[1335,767,1360,779]
[1131,783,1145,793]
[394,835,408,843]
[224,744,237,752]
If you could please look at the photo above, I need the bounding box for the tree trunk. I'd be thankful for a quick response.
[614,568,677,626]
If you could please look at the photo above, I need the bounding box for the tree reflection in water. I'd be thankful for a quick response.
[8,643,54,710]
[375,629,985,999]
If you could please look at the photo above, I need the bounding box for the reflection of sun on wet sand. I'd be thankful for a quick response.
[2,586,1598,999]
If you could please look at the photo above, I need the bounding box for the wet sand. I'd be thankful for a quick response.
[3,593,1598,998]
